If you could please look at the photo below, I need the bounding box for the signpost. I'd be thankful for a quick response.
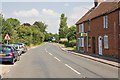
[4,34,11,44]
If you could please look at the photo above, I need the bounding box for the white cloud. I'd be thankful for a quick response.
[40,8,60,33]
[2,0,94,2]
[70,7,87,20]
[13,8,39,17]
[42,9,59,17]
[68,7,91,26]
[64,3,70,7]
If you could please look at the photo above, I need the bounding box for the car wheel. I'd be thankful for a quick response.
[17,56,20,61]
[11,58,15,64]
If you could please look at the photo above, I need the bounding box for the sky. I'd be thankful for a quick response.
[1,0,94,33]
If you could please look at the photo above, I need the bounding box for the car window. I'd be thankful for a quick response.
[1,46,12,52]
[14,45,18,49]
[12,46,17,51]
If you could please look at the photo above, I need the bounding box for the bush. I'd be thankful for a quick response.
[64,40,76,47]
[59,41,68,44]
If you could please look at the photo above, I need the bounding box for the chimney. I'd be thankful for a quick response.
[94,0,98,7]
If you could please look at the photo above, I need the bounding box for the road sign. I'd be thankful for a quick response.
[4,34,11,40]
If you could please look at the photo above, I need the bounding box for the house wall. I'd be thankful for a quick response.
[77,10,119,58]
[118,10,120,57]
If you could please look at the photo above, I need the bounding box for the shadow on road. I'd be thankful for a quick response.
[0,62,13,65]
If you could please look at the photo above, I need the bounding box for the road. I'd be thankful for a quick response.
[3,43,118,78]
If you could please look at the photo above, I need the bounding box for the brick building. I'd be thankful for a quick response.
[76,1,120,58]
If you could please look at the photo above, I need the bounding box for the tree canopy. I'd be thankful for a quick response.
[0,15,47,46]
[59,13,69,38]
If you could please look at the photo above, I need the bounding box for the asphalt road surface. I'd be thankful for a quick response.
[3,43,118,78]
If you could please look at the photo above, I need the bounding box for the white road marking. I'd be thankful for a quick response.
[54,57,61,62]
[45,48,47,52]
[65,64,81,75]
[48,53,53,56]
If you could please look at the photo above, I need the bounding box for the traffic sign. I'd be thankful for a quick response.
[4,34,11,40]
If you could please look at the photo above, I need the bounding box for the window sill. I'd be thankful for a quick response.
[104,48,109,50]
[88,46,91,48]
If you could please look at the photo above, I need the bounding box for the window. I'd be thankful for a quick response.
[104,35,109,49]
[78,38,84,47]
[119,11,120,26]
[80,23,84,33]
[79,23,84,47]
[103,15,108,28]
[88,37,91,47]
[81,38,84,47]
[88,20,90,32]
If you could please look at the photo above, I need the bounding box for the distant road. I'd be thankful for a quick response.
[3,43,118,78]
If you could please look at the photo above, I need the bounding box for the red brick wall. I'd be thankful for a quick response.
[77,10,119,57]
[118,10,120,57]
[76,25,79,47]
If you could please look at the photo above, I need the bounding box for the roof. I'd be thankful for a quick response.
[76,2,120,25]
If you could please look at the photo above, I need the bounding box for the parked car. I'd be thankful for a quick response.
[15,42,27,53]
[0,44,20,64]
[11,44,22,56]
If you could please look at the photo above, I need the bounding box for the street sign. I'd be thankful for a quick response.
[4,34,11,40]
[80,33,87,37]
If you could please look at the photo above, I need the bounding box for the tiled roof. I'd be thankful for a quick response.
[76,2,120,25]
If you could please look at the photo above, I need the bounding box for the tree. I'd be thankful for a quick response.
[0,14,46,45]
[59,13,69,38]
[66,25,76,42]
[6,18,20,28]
[33,21,47,34]
[44,33,53,41]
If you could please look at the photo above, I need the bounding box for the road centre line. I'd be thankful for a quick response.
[48,52,53,56]
[65,64,81,75]
[45,48,47,52]
[54,57,61,62]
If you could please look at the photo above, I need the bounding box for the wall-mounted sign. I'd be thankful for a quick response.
[80,33,87,37]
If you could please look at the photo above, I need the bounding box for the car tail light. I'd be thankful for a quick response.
[20,46,24,48]
[9,52,14,56]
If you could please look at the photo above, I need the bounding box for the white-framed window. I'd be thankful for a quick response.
[78,38,84,47]
[80,38,84,47]
[79,23,84,33]
[104,35,109,49]
[81,38,84,47]
[103,15,108,28]
[79,23,84,47]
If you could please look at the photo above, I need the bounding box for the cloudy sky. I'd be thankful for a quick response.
[1,0,94,33]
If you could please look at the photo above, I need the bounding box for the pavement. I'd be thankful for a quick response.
[2,43,118,78]
[57,43,120,68]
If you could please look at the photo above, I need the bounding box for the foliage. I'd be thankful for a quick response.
[44,33,53,41]
[0,15,47,46]
[33,21,47,34]
[66,25,76,42]
[45,33,59,43]
[64,40,76,47]
[59,13,69,38]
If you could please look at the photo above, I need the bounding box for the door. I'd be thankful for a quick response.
[92,37,96,54]
[98,36,102,55]
[77,38,80,51]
